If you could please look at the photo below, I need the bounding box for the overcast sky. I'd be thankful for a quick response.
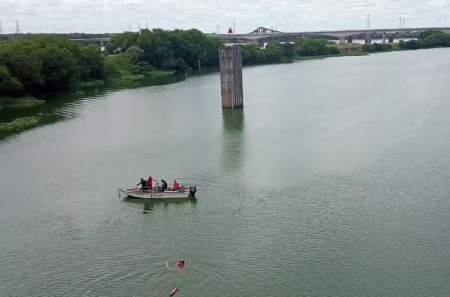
[1,0,450,34]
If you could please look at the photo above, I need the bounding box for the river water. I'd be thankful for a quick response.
[1,48,450,297]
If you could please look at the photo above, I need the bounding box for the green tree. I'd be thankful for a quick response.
[106,32,139,54]
[0,65,23,94]
[0,35,106,96]
[239,44,265,65]
[295,38,329,56]
[125,45,144,64]
[281,43,295,59]
[418,30,444,40]
[264,41,284,63]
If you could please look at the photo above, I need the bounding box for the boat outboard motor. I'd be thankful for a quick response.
[188,186,197,197]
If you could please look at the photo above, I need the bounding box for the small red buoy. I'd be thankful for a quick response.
[169,287,178,296]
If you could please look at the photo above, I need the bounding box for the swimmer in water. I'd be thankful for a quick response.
[177,259,185,268]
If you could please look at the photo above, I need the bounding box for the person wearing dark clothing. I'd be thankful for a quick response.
[137,178,148,191]
[160,179,168,192]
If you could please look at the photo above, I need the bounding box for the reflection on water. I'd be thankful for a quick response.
[221,108,245,178]
[222,108,244,133]
[0,73,186,140]
[124,197,197,213]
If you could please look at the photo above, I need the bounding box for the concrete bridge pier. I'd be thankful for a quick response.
[383,32,386,43]
[347,36,353,43]
[388,35,394,43]
[219,47,243,109]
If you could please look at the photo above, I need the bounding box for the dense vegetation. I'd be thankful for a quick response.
[0,35,105,96]
[2,29,450,99]
[105,28,223,73]
[0,29,223,98]
[238,38,341,66]
[399,30,450,50]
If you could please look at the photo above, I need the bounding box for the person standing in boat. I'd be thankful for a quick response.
[160,179,168,192]
[171,180,180,191]
[137,178,148,192]
[147,176,153,191]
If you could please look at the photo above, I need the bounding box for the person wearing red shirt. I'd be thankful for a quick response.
[171,180,180,191]
[147,176,153,191]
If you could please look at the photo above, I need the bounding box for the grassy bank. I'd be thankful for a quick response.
[295,52,368,61]
[104,54,175,82]
[0,97,46,110]
[0,116,42,132]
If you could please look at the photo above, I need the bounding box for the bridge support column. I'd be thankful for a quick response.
[388,35,394,43]
[347,36,353,43]
[382,32,386,43]
[219,47,243,109]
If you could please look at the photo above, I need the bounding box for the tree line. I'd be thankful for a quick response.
[2,28,450,98]
[0,35,104,96]
[399,30,450,50]
[238,38,341,65]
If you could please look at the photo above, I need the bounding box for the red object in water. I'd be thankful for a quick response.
[169,287,178,296]
[177,261,185,268]
[228,27,233,34]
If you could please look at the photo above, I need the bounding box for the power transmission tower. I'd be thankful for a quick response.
[15,19,20,34]
[365,14,371,44]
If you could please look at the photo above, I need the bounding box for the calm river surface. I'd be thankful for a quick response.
[1,48,450,297]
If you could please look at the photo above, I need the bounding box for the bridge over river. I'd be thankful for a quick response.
[214,26,450,45]
[65,26,450,47]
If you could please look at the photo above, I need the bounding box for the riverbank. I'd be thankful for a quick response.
[0,116,42,133]
[295,51,368,61]
[0,97,46,110]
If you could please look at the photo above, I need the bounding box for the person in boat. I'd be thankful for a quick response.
[160,179,168,192]
[177,259,185,268]
[147,176,153,191]
[171,180,180,191]
[137,178,148,192]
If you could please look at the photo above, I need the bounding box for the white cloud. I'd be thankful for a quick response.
[0,0,449,33]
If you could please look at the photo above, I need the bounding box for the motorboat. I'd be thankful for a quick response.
[118,185,197,199]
